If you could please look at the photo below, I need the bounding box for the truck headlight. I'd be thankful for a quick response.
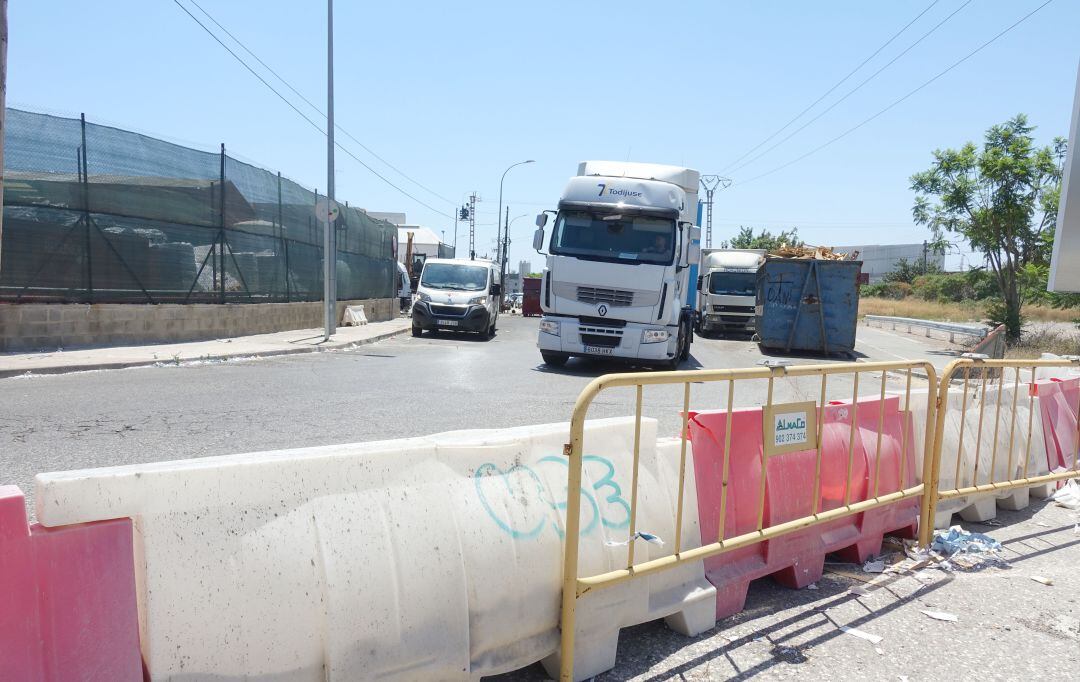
[641,328,670,344]
[469,295,487,305]
[539,319,560,336]
[418,292,432,303]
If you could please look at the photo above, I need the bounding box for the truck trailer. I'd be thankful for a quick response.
[531,161,701,369]
[695,248,766,336]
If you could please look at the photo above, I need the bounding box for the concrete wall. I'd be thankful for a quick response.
[0,298,394,352]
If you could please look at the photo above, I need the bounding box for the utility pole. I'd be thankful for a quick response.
[468,192,479,260]
[699,174,731,249]
[323,0,336,341]
[922,240,928,272]
[502,205,509,272]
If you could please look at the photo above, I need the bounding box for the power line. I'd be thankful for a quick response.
[187,0,455,207]
[734,0,1055,187]
[720,0,941,173]
[172,0,452,218]
[728,0,971,175]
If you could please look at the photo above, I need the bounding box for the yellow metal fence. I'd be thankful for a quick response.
[558,360,938,681]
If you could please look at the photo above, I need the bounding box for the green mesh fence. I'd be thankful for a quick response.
[0,108,397,303]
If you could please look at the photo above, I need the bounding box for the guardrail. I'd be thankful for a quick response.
[864,315,989,343]
[558,360,937,681]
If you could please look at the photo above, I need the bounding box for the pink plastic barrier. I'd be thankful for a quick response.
[689,396,918,619]
[0,485,141,681]
[1034,377,1079,473]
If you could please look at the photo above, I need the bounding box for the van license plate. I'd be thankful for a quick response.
[583,345,614,356]
[437,319,459,326]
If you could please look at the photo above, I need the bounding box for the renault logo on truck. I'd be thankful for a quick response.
[597,304,608,317]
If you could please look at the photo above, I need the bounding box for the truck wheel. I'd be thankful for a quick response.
[664,326,686,371]
[679,320,691,361]
[411,324,422,337]
[541,351,568,368]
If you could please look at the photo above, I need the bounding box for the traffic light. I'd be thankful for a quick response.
[459,206,470,221]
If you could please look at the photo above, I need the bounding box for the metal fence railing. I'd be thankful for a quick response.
[864,314,989,343]
[557,360,938,681]
[1,108,398,304]
[920,357,1080,546]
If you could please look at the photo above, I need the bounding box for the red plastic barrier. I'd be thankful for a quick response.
[1034,378,1079,474]
[0,485,141,681]
[689,396,918,619]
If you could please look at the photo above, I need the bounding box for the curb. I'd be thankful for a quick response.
[0,325,411,380]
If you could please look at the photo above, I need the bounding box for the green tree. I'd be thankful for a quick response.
[721,226,803,251]
[910,114,1066,342]
[882,257,942,285]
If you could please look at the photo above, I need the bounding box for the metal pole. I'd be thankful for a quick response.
[279,171,290,302]
[497,160,534,291]
[324,0,336,341]
[80,114,93,302]
[219,143,226,303]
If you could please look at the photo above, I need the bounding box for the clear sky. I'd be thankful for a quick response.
[8,1,1079,270]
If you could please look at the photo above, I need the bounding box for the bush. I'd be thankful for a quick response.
[863,281,912,300]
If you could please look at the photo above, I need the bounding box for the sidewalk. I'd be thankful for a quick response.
[0,318,412,379]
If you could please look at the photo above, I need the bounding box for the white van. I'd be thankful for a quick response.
[411,258,501,339]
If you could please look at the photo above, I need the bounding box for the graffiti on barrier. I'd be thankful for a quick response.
[474,454,632,539]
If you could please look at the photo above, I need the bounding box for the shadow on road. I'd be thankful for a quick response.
[532,353,705,378]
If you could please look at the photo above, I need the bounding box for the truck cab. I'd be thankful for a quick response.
[532,161,700,369]
[696,249,765,336]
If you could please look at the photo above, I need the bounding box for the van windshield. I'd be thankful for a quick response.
[550,210,676,264]
[420,263,488,291]
[709,272,757,296]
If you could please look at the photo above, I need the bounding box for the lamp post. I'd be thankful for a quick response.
[323,0,336,341]
[497,159,534,292]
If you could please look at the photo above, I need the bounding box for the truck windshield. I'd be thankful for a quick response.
[550,210,676,264]
[709,271,757,296]
[420,263,488,291]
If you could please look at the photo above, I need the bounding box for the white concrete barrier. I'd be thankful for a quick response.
[36,417,714,681]
[905,382,1052,527]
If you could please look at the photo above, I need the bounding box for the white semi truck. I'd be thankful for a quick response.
[695,248,766,336]
[531,161,700,369]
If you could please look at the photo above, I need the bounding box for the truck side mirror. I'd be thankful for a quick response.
[697,275,703,290]
[687,225,701,265]
[490,283,502,296]
[535,213,548,228]
[532,227,545,252]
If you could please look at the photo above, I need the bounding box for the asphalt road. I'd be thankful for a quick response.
[2,316,949,509]
[2,316,1077,679]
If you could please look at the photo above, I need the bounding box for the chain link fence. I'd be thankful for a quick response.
[1,108,397,303]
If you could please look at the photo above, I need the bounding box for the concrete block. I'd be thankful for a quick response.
[19,307,49,323]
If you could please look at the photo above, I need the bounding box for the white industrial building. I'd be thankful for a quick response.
[833,243,945,283]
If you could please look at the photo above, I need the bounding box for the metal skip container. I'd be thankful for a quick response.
[755,257,863,355]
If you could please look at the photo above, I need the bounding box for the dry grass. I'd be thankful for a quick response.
[859,297,1080,324]
[1005,326,1080,359]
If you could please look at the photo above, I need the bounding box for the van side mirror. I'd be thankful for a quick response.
[535,213,548,228]
[490,283,502,296]
[532,228,545,252]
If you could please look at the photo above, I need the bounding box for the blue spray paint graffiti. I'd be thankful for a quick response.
[474,455,631,539]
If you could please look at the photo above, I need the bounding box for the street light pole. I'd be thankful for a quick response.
[497,159,534,292]
[323,0,336,341]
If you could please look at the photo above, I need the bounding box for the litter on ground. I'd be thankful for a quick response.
[921,610,959,622]
[840,626,883,645]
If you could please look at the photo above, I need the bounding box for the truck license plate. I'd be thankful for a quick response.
[437,319,459,326]
[583,345,614,356]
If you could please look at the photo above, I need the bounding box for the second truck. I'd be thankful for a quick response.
[694,248,766,336]
[531,161,700,369]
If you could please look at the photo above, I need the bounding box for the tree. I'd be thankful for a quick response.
[911,114,1066,342]
[882,257,942,285]
[721,226,803,251]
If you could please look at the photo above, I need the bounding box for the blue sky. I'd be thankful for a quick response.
[8,1,1079,270]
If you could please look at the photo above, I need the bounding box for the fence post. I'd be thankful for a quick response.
[219,143,226,303]
[80,113,92,303]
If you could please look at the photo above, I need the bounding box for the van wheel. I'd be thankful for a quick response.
[541,351,568,367]
[411,324,422,337]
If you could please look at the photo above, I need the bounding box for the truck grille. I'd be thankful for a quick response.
[577,286,634,307]
[713,304,755,314]
[580,333,621,348]
[429,304,466,317]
